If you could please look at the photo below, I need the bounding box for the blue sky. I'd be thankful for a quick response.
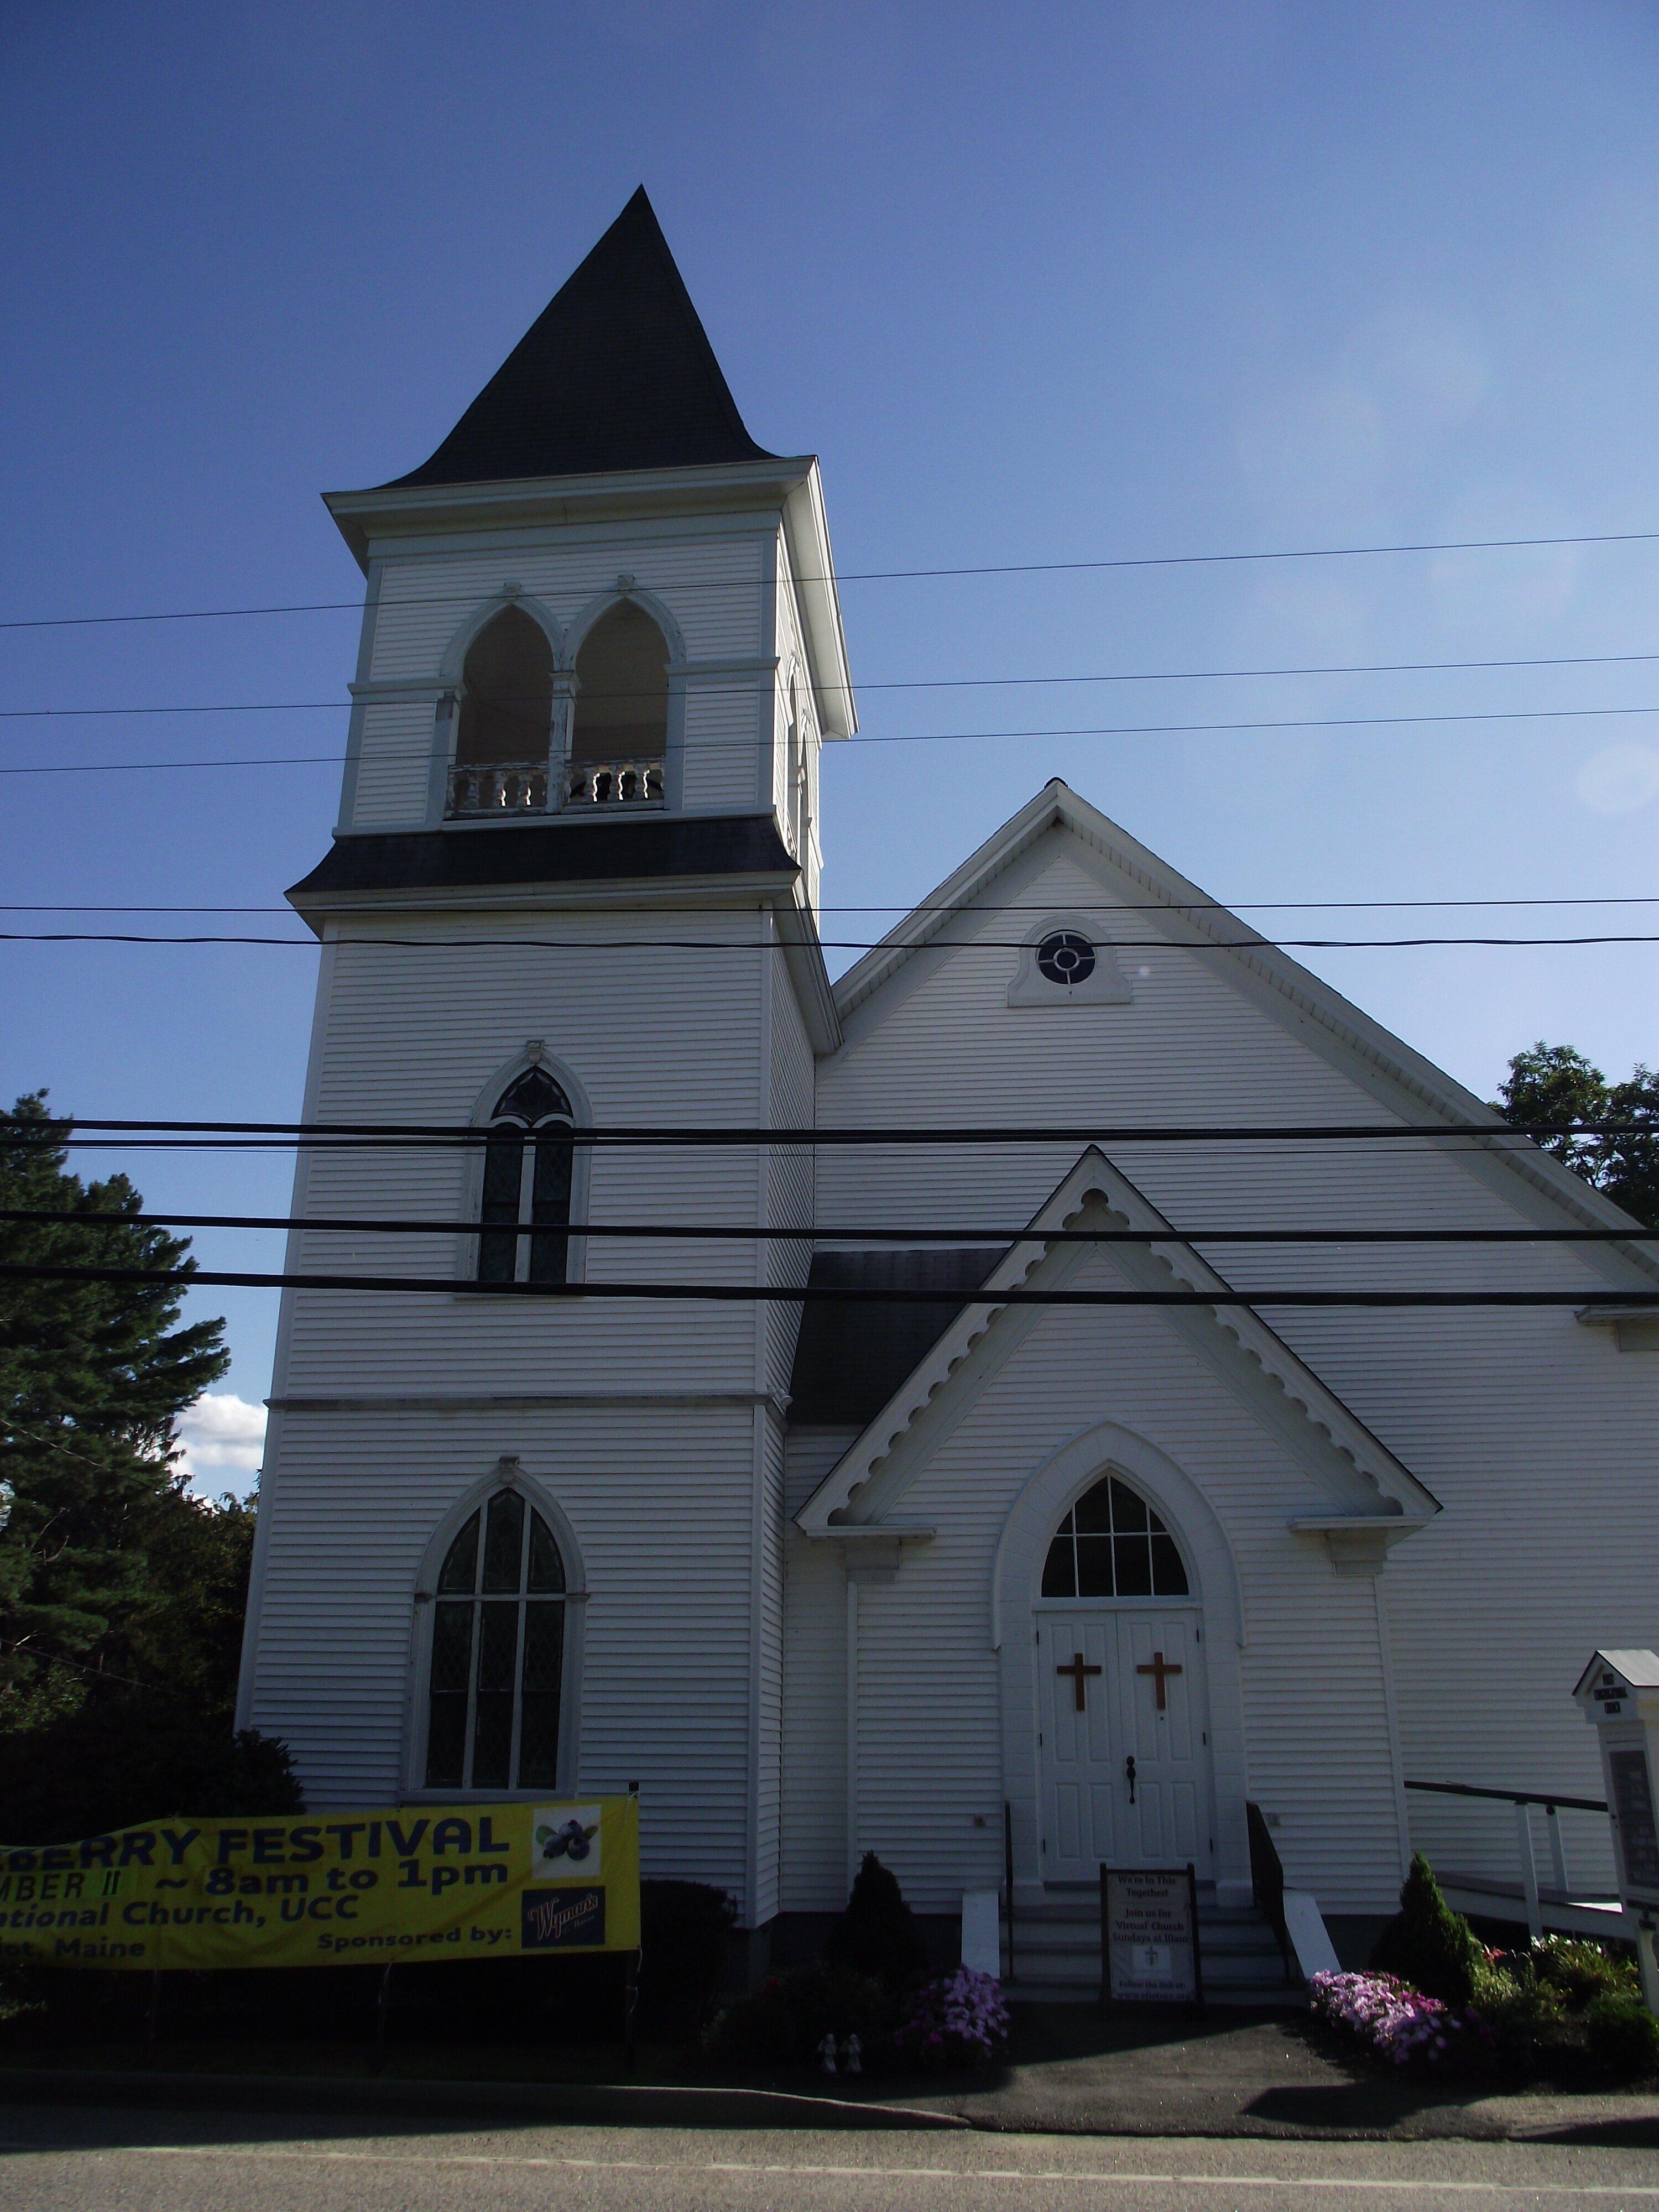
[4,1,1657,1483]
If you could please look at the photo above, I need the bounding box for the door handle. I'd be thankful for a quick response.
[1124,1754,1136,1804]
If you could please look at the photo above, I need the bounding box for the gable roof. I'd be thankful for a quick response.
[796,1146,1442,1534]
[832,779,1659,1286]
[788,1248,1008,1425]
[389,188,776,487]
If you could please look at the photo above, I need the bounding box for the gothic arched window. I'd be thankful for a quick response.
[478,1066,573,1285]
[568,601,667,804]
[451,606,555,814]
[1042,1475,1190,1599]
[425,1490,567,1791]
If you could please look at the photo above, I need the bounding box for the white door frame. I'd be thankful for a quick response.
[993,1420,1254,1909]
[1034,1599,1213,1883]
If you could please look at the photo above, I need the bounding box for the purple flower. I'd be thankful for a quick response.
[894,1969,1011,2069]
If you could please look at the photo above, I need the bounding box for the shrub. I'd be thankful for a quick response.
[892,1968,1010,2071]
[1584,1992,1659,2078]
[636,1880,736,2041]
[1369,1853,1485,2007]
[1532,1936,1639,2008]
[1467,1954,1565,2069]
[703,1962,894,2070]
[822,1852,930,1991]
[1310,1969,1489,2072]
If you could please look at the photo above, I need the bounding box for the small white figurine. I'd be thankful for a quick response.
[818,2032,839,2074]
[840,2033,863,2075]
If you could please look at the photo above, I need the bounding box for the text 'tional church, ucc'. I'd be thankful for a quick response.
[237,190,1657,1974]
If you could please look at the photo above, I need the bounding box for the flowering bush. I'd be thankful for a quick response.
[1310,1969,1488,2070]
[893,1967,1011,2071]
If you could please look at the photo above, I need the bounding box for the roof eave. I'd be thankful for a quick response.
[780,462,857,740]
[322,455,822,571]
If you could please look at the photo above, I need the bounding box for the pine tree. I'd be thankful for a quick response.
[0,1093,229,1732]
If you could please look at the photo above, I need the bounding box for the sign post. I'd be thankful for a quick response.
[1100,1864,1203,2010]
[1574,1649,1659,2015]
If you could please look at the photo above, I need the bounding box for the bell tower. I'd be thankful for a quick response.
[237,191,853,1936]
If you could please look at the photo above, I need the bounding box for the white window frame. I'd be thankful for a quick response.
[405,1458,587,1799]
[461,1046,592,1290]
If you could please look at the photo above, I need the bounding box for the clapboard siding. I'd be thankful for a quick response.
[774,534,823,907]
[754,1411,787,1922]
[811,828,1656,1907]
[342,531,772,834]
[247,1406,759,1893]
[764,972,815,1401]
[349,701,437,827]
[276,916,771,1393]
[367,536,768,675]
[842,1278,1405,1914]
[682,681,766,813]
[781,1432,857,1910]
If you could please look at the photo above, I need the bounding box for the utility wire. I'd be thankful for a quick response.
[7,525,1659,630]
[0,1207,1650,1243]
[11,700,1659,779]
[2,896,1657,916]
[16,641,1659,711]
[8,691,1659,725]
[0,1261,1650,1309]
[2,1118,1644,1145]
[1,930,1655,950]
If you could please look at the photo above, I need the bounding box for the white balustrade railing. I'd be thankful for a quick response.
[446,762,549,816]
[566,757,665,807]
[445,758,666,816]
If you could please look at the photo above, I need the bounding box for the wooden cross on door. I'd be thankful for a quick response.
[1055,1652,1102,1711]
[1136,1649,1183,1711]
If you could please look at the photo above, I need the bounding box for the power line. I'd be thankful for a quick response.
[1,1207,1650,1243]
[2,895,1658,916]
[7,525,1659,630]
[13,643,1659,713]
[10,700,1659,779]
[0,1260,1651,1308]
[2,1117,1644,1146]
[1,930,1655,951]
[8,690,1659,726]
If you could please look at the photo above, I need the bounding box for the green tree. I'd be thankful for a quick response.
[1494,1044,1659,1228]
[0,1093,229,1731]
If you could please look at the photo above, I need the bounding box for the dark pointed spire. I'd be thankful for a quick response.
[389,188,777,487]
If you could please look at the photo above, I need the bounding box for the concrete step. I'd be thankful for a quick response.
[1009,1919,1282,1962]
[1001,1891,1298,2007]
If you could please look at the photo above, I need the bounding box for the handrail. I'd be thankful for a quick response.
[1245,1801,1297,1981]
[1003,1802,1016,1985]
[1405,1778,1608,1814]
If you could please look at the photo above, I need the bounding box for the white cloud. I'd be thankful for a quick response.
[175,1392,267,1494]
[1575,742,1659,816]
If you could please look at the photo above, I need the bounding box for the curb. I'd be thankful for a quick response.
[0,2065,971,2133]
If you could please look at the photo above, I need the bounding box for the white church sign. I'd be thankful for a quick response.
[1101,1864,1203,2007]
[1575,1648,1659,2014]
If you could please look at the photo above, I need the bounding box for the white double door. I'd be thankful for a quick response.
[1036,1607,1212,1882]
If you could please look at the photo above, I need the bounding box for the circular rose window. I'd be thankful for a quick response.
[1035,930,1097,987]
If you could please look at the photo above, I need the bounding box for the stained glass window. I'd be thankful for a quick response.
[478,1066,574,1286]
[424,1493,568,1791]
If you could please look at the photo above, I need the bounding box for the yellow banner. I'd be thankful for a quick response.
[0,1798,639,1971]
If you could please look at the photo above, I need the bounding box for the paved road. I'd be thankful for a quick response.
[7,2107,1659,2211]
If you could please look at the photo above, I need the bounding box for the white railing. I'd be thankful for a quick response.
[1405,1777,1619,1940]
[446,762,548,816]
[565,758,665,807]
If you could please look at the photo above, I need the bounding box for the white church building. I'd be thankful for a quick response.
[237,190,1658,1974]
